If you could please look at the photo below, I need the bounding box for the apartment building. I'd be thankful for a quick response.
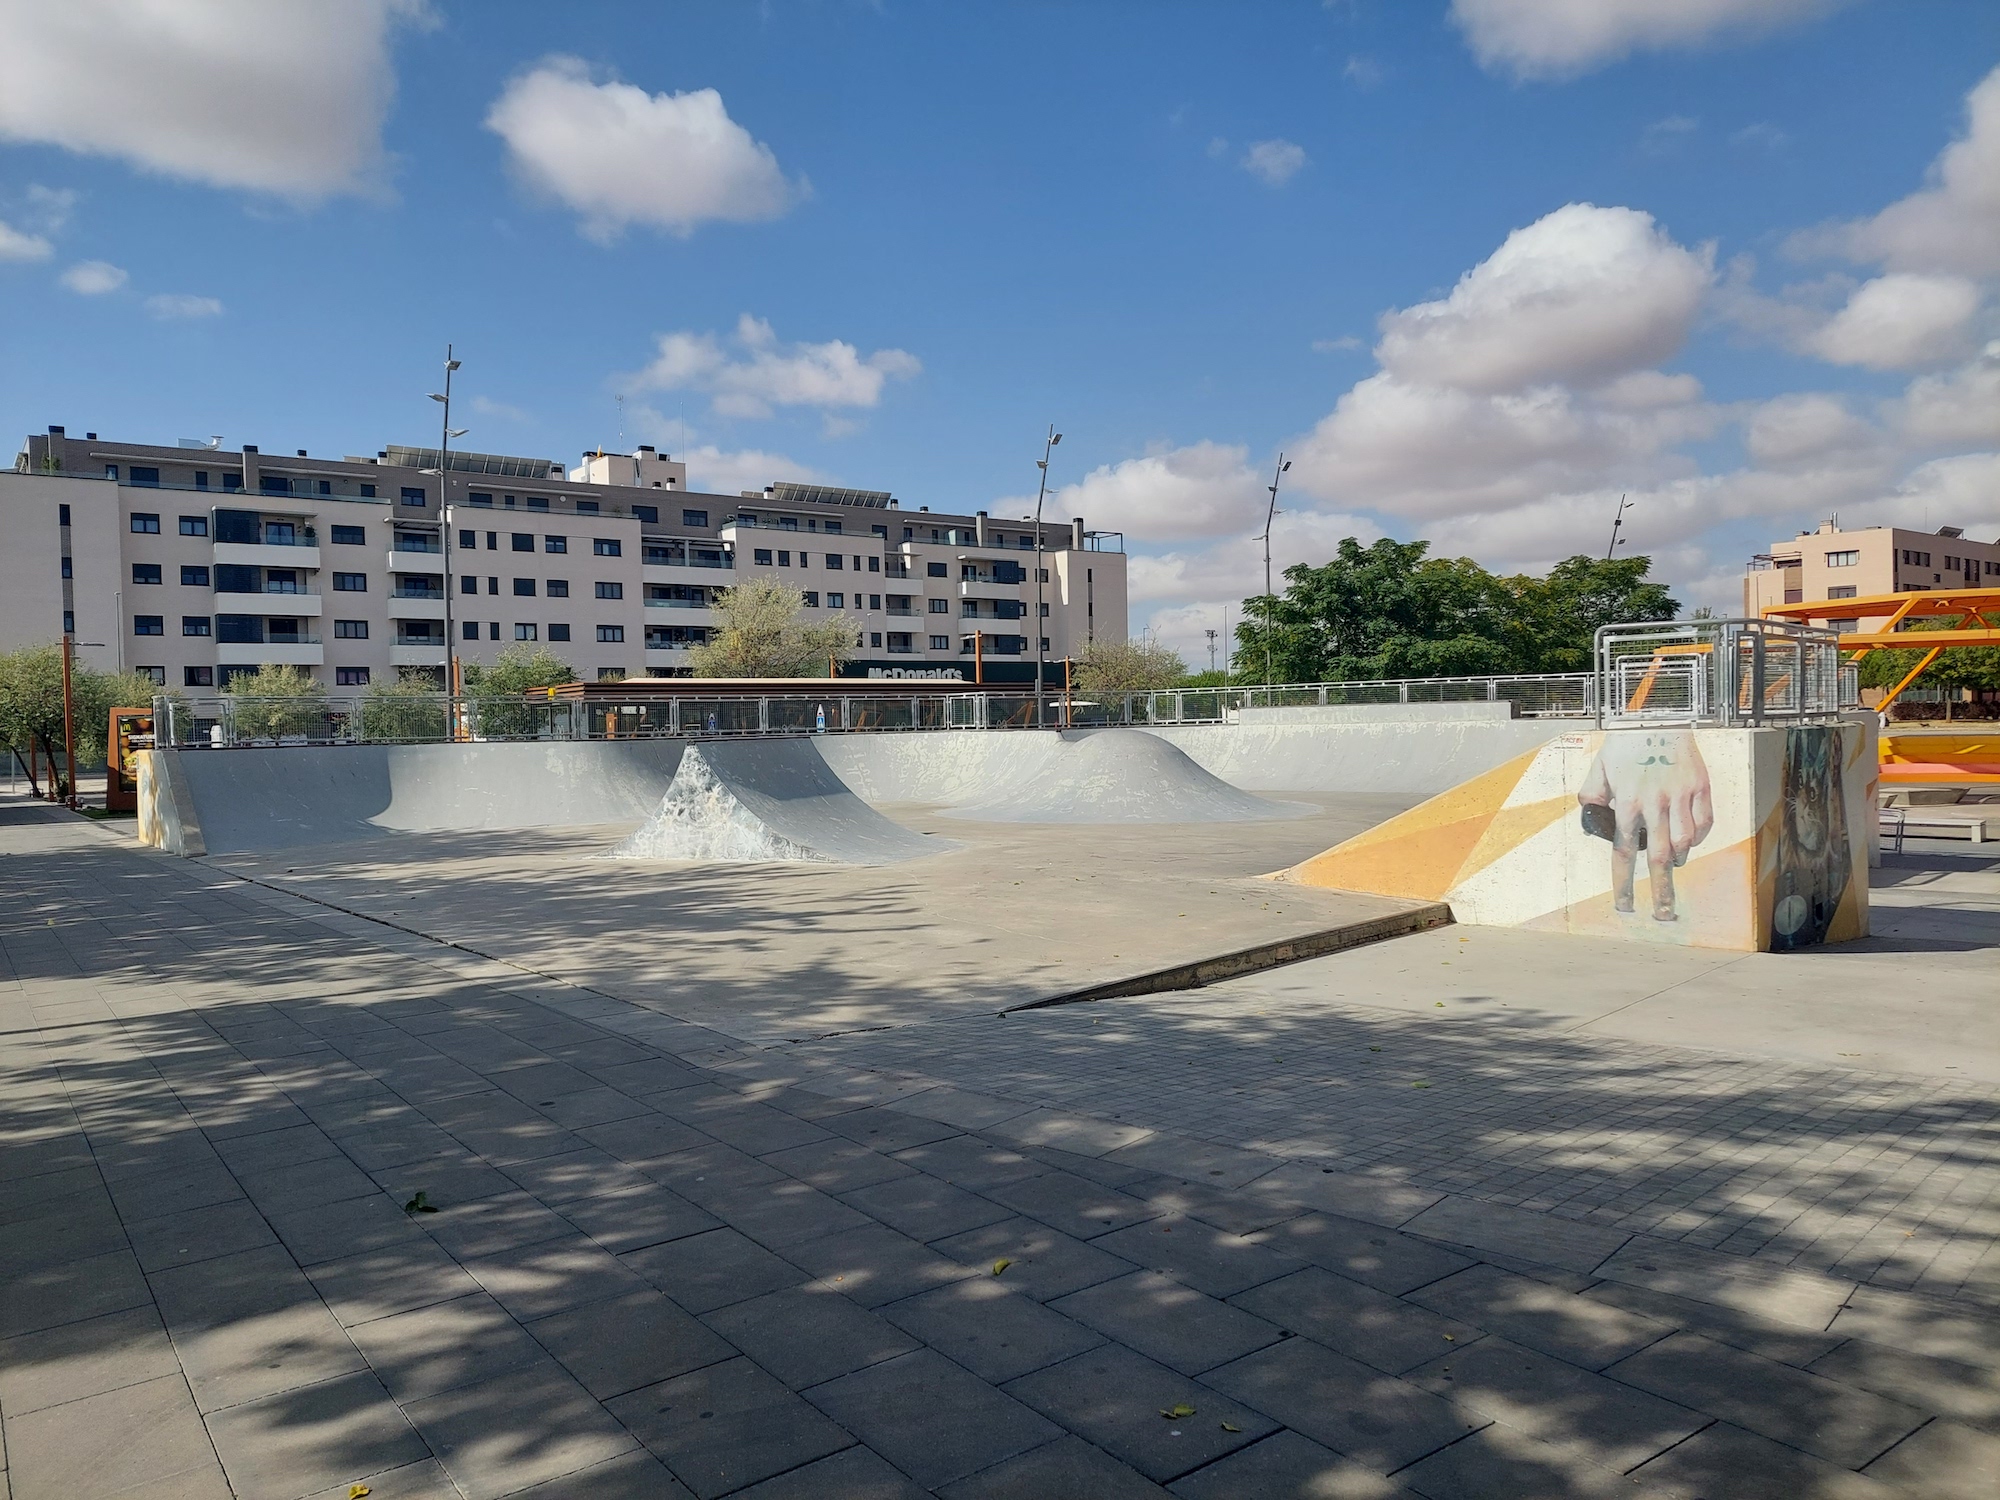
[2,426,1127,688]
[1743,519,2000,630]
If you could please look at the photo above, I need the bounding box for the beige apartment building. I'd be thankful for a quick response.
[1,426,1127,690]
[1743,519,2000,630]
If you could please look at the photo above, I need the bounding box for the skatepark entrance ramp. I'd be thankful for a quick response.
[609,740,952,865]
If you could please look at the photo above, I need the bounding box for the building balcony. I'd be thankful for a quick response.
[214,590,322,617]
[390,598,448,621]
[644,597,712,610]
[214,541,321,571]
[390,642,446,669]
[216,640,324,666]
[387,547,442,571]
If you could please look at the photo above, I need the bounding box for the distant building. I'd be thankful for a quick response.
[1743,519,2000,632]
[1,426,1127,688]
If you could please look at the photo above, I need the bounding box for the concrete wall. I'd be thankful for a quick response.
[1147,719,1566,794]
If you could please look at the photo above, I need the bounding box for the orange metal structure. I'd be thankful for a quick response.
[1762,586,2000,711]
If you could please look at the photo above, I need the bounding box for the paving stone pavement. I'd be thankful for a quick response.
[4,799,2000,1500]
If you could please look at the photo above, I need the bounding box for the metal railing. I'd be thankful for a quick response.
[1595,618,1856,727]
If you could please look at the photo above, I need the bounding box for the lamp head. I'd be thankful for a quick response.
[1051,432,1062,445]
[1281,460,1291,473]
[444,359,461,372]
[428,393,446,403]
[447,428,468,439]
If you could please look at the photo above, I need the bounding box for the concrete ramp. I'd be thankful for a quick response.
[610,740,953,865]
[942,729,1313,824]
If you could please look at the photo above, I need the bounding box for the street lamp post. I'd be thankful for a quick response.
[1032,425,1062,727]
[427,346,466,721]
[1605,494,1633,561]
[58,635,106,808]
[1259,454,1291,686]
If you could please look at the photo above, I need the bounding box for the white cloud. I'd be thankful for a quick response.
[1027,442,1270,542]
[1451,0,1843,80]
[1241,139,1308,187]
[1804,273,1983,370]
[59,259,126,294]
[18,185,77,233]
[1342,55,1384,89]
[145,293,222,319]
[1742,393,1881,469]
[1205,137,1229,160]
[1889,341,2000,448]
[1639,115,1699,155]
[468,395,532,425]
[486,58,798,240]
[1312,335,1364,353]
[678,444,830,496]
[630,314,920,419]
[0,0,423,199]
[1813,65,2000,276]
[0,220,53,261]
[1125,511,1387,605]
[1373,204,1713,394]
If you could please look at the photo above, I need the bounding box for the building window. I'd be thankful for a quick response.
[546,535,568,553]
[593,538,621,557]
[867,557,879,572]
[929,635,950,650]
[595,581,624,600]
[754,548,774,566]
[470,493,494,508]
[131,513,161,534]
[181,565,210,586]
[802,591,820,607]
[549,623,571,642]
[597,625,625,642]
[1826,585,1858,600]
[134,615,164,635]
[334,620,369,639]
[336,667,371,686]
[927,561,947,578]
[316,480,332,496]
[132,563,162,585]
[597,667,625,680]
[546,579,569,598]
[63,611,74,633]
[192,475,208,492]
[960,601,977,617]
[486,576,499,594]
[184,666,213,687]
[828,592,845,608]
[514,578,536,596]
[333,572,367,591]
[359,483,376,498]
[869,632,882,647]
[222,473,242,491]
[526,496,549,511]
[633,505,658,523]
[182,616,211,636]
[401,487,426,506]
[1039,601,1050,617]
[929,598,949,614]
[1825,550,1859,568]
[515,623,538,641]
[577,500,600,515]
[778,550,792,566]
[512,532,533,552]
[104,464,118,481]
[462,620,479,640]
[331,524,365,545]
[682,509,709,528]
[823,553,842,570]
[178,515,208,536]
[485,532,498,550]
[59,504,71,525]
[458,529,476,548]
[133,666,166,685]
[460,575,477,594]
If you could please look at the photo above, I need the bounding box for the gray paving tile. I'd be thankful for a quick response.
[1202,1336,1486,1472]
[101,1162,243,1226]
[699,1177,877,1250]
[1605,1331,1927,1468]
[264,1191,432,1268]
[1232,1267,1479,1376]
[1863,1417,2000,1499]
[621,1227,806,1314]
[501,1146,652,1205]
[730,1446,924,1499]
[3,1371,230,1500]
[344,1291,550,1403]
[404,1363,641,1500]
[0,1248,152,1339]
[988,1108,1155,1158]
[841,1173,1017,1241]
[211,1122,342,1175]
[528,1288,736,1399]
[1628,1421,1902,1499]
[786,1222,982,1309]
[1402,1198,1631,1276]
[1167,1429,1416,1499]
[681,1098,836,1156]
[941,1434,1172,1498]
[1251,1211,1476,1295]
[0,1194,130,1271]
[305,1240,485,1328]
[886,1088,1033,1132]
[1054,1270,1280,1375]
[1002,1344,1278,1484]
[643,1141,792,1203]
[235,1154,382,1216]
[885,1277,1104,1382]
[372,1155,518,1212]
[1826,1282,2000,1370]
[1408,1264,1673,1371]
[987,1170,1164,1241]
[202,1369,429,1500]
[1808,1338,2000,1430]
[761,1137,919,1195]
[0,1165,102,1220]
[805,1348,1060,1489]
[125,1198,278,1274]
[496,1448,695,1500]
[295,1458,462,1500]
[1247,1163,1446,1231]
[1577,1280,1846,1368]
[462,1232,651,1320]
[1392,1423,1661,1500]
[414,1191,576,1260]
[608,1355,855,1500]
[532,1086,656,1132]
[821,1106,964,1153]
[0,1305,181,1417]
[704,1284,920,1389]
[1593,1238,1854,1332]
[931,1216,1140,1301]
[889,1135,1047,1191]
[1090,1217,1298,1298]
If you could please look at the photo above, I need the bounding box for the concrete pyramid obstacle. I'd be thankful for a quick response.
[942,728,1314,824]
[609,739,952,865]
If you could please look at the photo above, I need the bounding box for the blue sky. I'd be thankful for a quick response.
[2,0,1997,660]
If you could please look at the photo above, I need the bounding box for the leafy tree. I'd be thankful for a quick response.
[689,578,858,678]
[1504,555,1679,673]
[1855,617,2000,710]
[0,644,167,795]
[1073,637,1188,693]
[462,643,577,737]
[358,673,451,742]
[224,664,327,739]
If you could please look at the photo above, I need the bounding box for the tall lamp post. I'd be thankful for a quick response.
[1605,494,1633,561]
[58,635,105,808]
[1032,425,1062,727]
[426,346,466,714]
[1259,453,1291,686]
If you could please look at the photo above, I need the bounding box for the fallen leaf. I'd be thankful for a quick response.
[992,1259,1012,1276]
[1220,1422,1242,1433]
[1368,1046,1382,1053]
[1443,1334,1455,1341]
[349,1488,372,1500]
[1434,1001,1445,1007]
[1412,1082,1430,1089]
[1160,1403,1197,1419]
[402,1191,438,1215]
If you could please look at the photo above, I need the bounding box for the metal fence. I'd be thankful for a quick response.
[1595,618,1856,728]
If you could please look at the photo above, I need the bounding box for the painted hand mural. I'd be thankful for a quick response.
[1578,728,1715,922]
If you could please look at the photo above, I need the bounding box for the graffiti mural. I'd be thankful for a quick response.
[1767,726,1852,951]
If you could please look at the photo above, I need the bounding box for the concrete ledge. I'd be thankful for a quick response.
[1003,902,1454,1012]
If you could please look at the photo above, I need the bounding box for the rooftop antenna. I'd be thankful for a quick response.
[1605,494,1633,561]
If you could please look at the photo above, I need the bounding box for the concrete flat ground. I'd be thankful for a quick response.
[4,793,1999,1500]
[203,792,1431,1043]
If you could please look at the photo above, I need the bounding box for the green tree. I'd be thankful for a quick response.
[224,664,327,739]
[1504,555,1679,673]
[0,644,168,795]
[357,673,451,742]
[689,578,858,678]
[462,643,577,737]
[1855,617,2000,712]
[1072,637,1188,693]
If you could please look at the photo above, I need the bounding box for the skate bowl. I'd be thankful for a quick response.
[938,729,1313,824]
[609,739,953,865]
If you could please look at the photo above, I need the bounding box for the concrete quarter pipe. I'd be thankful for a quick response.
[940,729,1315,824]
